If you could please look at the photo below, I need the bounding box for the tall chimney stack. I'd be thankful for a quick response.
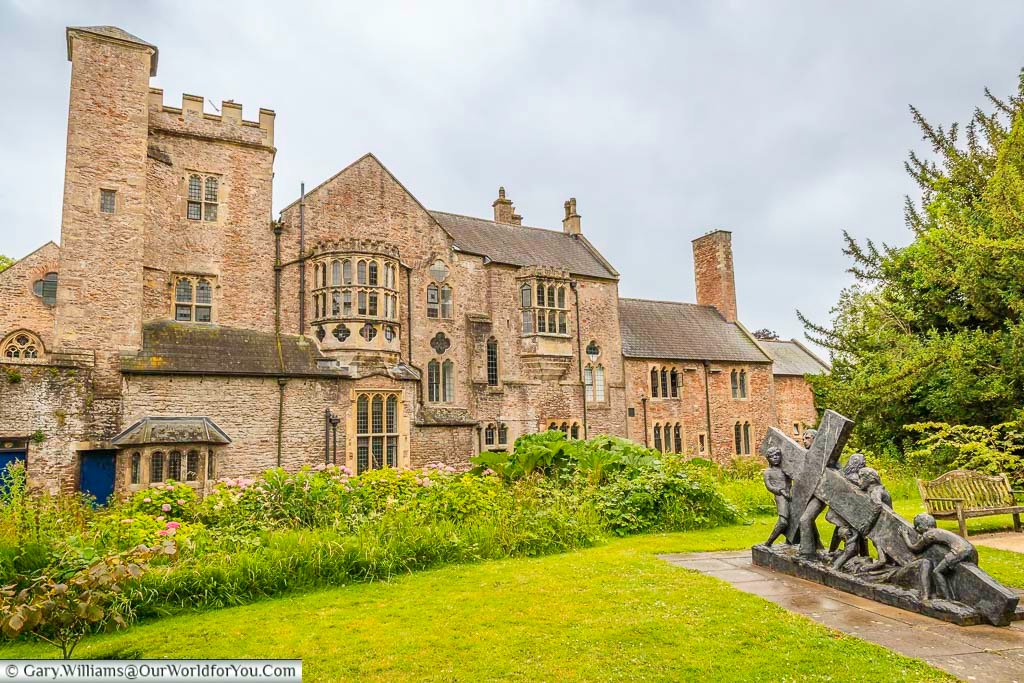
[562,198,581,235]
[493,186,515,224]
[692,230,737,322]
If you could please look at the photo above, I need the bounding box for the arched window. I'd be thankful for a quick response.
[426,284,439,318]
[651,368,659,397]
[331,291,341,317]
[386,395,397,433]
[743,422,752,455]
[560,422,569,434]
[332,260,341,286]
[549,422,558,431]
[739,370,748,399]
[653,424,662,452]
[1,331,43,360]
[730,370,738,398]
[368,260,379,286]
[368,292,378,317]
[486,338,499,386]
[442,360,454,402]
[175,276,212,322]
[343,291,353,316]
[584,366,594,400]
[660,368,668,398]
[670,369,679,398]
[662,424,672,453]
[130,452,141,485]
[570,423,580,439]
[167,450,182,481]
[32,272,58,306]
[485,424,496,446]
[357,260,367,285]
[557,287,566,309]
[174,278,193,321]
[498,423,508,445]
[372,395,384,434]
[734,422,743,455]
[520,284,532,308]
[439,285,453,318]
[150,452,164,483]
[595,365,605,401]
[195,279,212,322]
[186,450,199,481]
[358,291,367,316]
[674,424,682,453]
[343,259,352,284]
[557,311,567,335]
[537,284,545,308]
[547,287,556,308]
[427,360,441,402]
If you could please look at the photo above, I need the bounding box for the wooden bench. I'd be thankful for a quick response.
[917,470,1024,538]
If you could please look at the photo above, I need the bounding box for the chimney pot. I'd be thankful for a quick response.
[562,197,581,235]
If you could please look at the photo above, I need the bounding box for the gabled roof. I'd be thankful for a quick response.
[0,242,59,280]
[760,339,830,376]
[618,298,770,363]
[112,416,231,446]
[66,26,158,75]
[430,210,617,280]
[121,321,329,377]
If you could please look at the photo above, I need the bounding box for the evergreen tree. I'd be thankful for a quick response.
[801,70,1024,452]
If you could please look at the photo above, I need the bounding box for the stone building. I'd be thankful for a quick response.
[0,26,828,500]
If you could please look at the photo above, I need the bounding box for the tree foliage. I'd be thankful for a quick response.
[801,70,1024,453]
[752,328,780,340]
[0,255,13,274]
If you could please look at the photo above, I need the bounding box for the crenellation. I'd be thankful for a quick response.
[145,88,275,149]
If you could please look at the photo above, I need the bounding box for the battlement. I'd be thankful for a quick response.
[147,88,275,149]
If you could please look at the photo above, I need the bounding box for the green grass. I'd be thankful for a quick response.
[1,485,1018,681]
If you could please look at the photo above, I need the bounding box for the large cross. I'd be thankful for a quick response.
[760,410,854,543]
[758,410,1018,625]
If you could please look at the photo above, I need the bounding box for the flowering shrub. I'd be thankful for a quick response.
[125,482,198,522]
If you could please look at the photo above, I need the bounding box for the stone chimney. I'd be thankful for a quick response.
[493,187,520,224]
[692,230,737,322]
[562,198,581,235]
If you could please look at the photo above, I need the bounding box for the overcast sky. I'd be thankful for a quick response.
[2,1,1023,356]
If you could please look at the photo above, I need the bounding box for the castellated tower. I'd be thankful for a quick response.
[692,229,738,322]
[55,27,155,380]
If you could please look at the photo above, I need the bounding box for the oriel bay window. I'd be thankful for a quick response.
[519,279,568,335]
[355,393,400,474]
[311,254,400,331]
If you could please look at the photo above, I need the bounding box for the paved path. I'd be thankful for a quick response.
[660,550,1024,682]
[974,532,1024,554]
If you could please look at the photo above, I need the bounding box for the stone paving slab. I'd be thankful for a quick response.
[660,550,1024,683]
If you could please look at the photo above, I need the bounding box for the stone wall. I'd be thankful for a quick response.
[773,375,819,438]
[0,363,114,493]
[623,358,776,463]
[0,242,60,352]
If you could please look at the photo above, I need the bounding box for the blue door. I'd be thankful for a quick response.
[0,450,26,493]
[80,450,116,506]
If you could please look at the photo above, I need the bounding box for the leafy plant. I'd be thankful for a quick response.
[0,546,154,659]
[905,420,1024,485]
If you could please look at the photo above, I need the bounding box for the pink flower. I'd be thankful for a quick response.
[161,503,171,512]
[176,499,185,505]
[156,516,165,522]
[157,529,169,536]
[143,497,152,503]
[166,521,181,529]
[165,527,177,536]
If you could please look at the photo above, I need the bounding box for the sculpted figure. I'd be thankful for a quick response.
[762,446,791,546]
[801,429,818,449]
[827,453,867,553]
[901,513,979,601]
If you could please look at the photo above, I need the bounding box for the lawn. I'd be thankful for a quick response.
[6,492,1019,681]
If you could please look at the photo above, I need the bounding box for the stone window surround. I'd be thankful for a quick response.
[121,445,219,494]
[730,367,750,400]
[311,253,400,325]
[352,391,404,474]
[99,187,117,214]
[171,274,216,323]
[544,419,582,440]
[1,330,45,363]
[518,277,570,338]
[648,364,682,400]
[185,171,220,222]
[426,282,453,320]
[652,421,684,454]
[483,422,509,448]
[584,363,606,404]
[427,358,455,404]
[733,420,753,455]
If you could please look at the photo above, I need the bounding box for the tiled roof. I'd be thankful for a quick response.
[67,26,158,75]
[112,416,232,446]
[121,321,329,376]
[429,211,617,280]
[760,339,830,376]
[618,299,770,363]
